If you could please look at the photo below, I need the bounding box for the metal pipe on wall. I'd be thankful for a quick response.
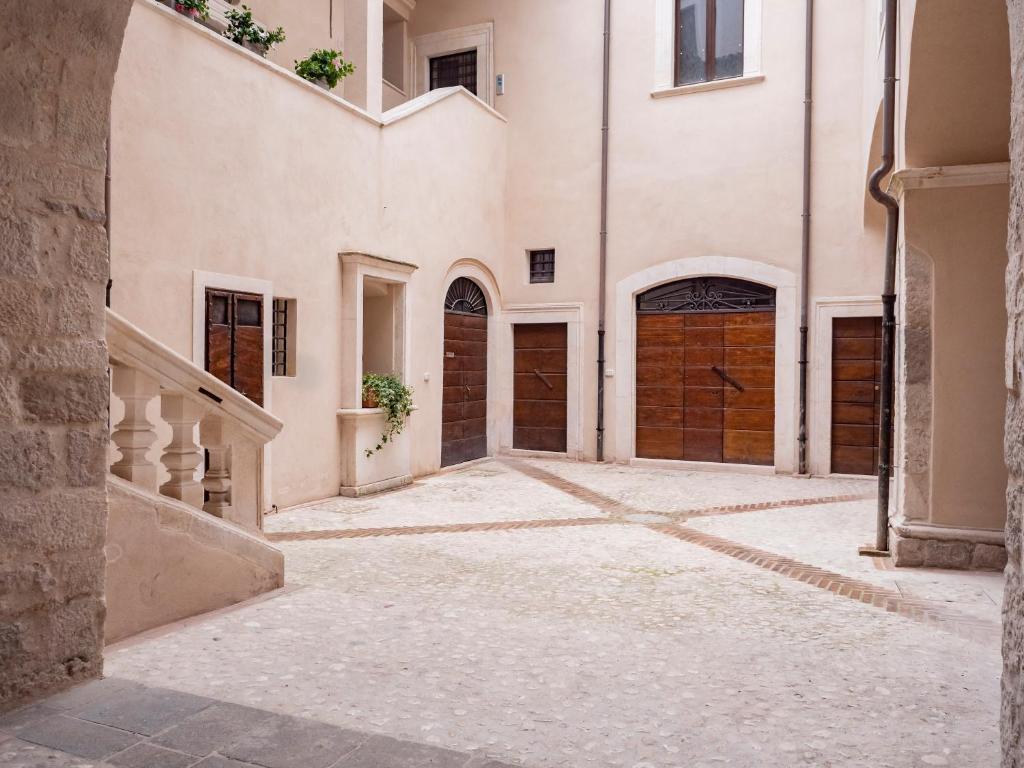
[596,0,611,462]
[797,0,814,476]
[865,0,900,555]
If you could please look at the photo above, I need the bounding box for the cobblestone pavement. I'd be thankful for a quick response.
[10,458,1003,767]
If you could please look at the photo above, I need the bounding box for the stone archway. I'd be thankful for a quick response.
[0,1,133,711]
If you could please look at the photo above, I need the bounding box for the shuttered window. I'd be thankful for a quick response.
[205,288,265,406]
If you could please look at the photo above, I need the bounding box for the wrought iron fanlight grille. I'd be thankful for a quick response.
[445,277,488,316]
[636,277,776,314]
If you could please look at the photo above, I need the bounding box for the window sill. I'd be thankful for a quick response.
[651,73,765,100]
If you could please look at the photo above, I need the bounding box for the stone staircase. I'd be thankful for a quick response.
[104,309,284,643]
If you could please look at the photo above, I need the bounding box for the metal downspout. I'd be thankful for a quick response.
[797,0,814,476]
[596,0,611,462]
[105,127,112,309]
[865,0,899,555]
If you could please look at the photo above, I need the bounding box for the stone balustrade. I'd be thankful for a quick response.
[106,309,283,531]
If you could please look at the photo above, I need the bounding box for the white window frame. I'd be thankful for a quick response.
[653,0,764,98]
[411,22,495,107]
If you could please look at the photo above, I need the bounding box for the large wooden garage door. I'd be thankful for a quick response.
[831,316,882,475]
[513,323,568,452]
[635,277,775,466]
[441,278,488,467]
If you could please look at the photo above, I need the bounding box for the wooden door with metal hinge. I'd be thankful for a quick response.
[635,277,776,466]
[513,323,568,453]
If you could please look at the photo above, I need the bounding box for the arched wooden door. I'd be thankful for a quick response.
[635,277,776,466]
[441,278,489,467]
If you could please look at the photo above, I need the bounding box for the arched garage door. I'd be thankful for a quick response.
[635,277,776,466]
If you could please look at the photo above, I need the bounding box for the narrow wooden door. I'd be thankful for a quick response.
[205,289,264,406]
[831,316,882,475]
[513,323,568,452]
[441,313,488,466]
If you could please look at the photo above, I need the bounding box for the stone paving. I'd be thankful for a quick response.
[1,458,1005,767]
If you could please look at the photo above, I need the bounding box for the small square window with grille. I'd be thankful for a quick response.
[430,50,478,95]
[272,298,295,377]
[529,250,555,284]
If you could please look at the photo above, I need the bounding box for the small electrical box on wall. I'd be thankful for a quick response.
[496,74,505,96]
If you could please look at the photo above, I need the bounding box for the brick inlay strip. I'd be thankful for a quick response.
[648,523,998,641]
[266,516,621,542]
[499,458,872,520]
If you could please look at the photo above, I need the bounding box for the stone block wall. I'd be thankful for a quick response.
[1005,0,1024,764]
[0,2,131,712]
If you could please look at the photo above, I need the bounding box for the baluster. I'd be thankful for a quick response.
[200,415,233,518]
[159,394,207,508]
[110,365,160,492]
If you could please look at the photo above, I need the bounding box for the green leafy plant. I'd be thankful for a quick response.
[362,373,413,458]
[174,0,209,20]
[223,5,285,55]
[294,49,356,90]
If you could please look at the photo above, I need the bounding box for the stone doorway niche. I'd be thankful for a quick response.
[338,252,417,496]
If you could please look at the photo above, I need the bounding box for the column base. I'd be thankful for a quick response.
[891,520,1006,571]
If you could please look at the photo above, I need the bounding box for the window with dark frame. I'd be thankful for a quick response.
[429,50,478,95]
[676,0,744,87]
[272,298,289,377]
[529,250,555,284]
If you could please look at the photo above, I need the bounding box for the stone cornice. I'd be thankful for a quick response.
[339,251,418,274]
[889,162,1011,198]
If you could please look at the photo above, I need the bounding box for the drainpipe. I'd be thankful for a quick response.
[797,0,814,476]
[596,0,611,462]
[105,126,112,309]
[865,0,899,555]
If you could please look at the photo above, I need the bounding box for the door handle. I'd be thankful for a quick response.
[533,369,554,390]
[711,365,744,392]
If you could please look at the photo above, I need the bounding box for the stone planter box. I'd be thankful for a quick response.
[336,407,415,497]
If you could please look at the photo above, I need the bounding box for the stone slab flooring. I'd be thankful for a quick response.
[2,458,1004,767]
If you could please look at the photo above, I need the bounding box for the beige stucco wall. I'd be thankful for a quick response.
[104,476,283,644]
[902,184,1009,531]
[0,0,132,712]
[409,0,885,465]
[1003,0,1024,762]
[111,0,891,508]
[111,0,506,506]
[903,0,1011,170]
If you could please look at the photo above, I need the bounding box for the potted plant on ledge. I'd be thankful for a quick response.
[361,373,413,458]
[224,5,285,57]
[174,0,209,22]
[295,49,356,91]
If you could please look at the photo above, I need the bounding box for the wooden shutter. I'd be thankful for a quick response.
[205,288,264,407]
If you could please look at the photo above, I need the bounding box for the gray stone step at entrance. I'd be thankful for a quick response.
[0,678,519,768]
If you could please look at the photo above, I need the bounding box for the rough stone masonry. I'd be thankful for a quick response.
[0,1,132,712]
[1005,0,1024,765]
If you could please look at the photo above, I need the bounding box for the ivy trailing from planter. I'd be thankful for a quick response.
[362,374,413,458]
[295,49,356,91]
[224,5,285,57]
[174,0,209,21]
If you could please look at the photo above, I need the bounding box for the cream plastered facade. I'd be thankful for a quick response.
[109,0,1009,567]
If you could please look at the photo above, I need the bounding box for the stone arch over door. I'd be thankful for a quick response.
[0,0,134,710]
[440,262,501,467]
[614,257,798,472]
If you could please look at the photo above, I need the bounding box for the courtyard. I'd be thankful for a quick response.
[0,459,1003,768]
